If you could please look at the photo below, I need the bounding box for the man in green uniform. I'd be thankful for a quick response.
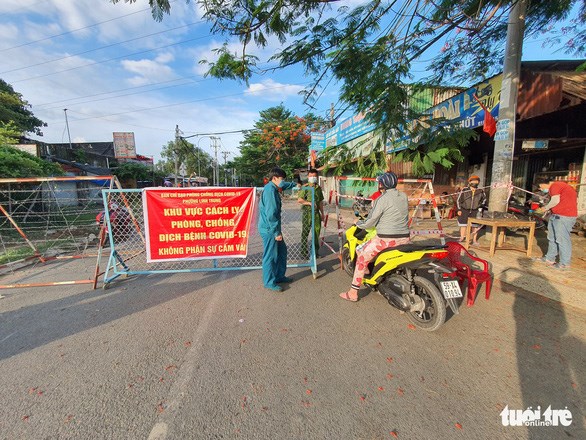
[258,167,299,292]
[297,168,324,259]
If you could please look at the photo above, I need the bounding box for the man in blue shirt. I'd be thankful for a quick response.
[258,167,299,291]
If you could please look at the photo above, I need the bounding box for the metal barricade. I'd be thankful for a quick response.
[100,187,318,287]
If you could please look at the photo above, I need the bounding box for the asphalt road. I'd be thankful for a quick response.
[0,251,584,440]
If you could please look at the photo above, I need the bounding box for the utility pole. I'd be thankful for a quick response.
[488,0,528,212]
[221,151,230,186]
[209,136,221,186]
[174,125,180,186]
[197,136,209,177]
[63,109,73,150]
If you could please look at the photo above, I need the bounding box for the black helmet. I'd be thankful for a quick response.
[377,172,398,189]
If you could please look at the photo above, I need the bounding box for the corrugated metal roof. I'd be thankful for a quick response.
[555,72,586,101]
[522,60,586,72]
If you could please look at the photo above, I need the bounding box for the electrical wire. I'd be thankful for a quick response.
[41,77,215,111]
[9,34,211,84]
[0,2,161,52]
[34,75,212,108]
[0,21,203,75]
[61,81,309,122]
[63,110,182,133]
[181,128,260,139]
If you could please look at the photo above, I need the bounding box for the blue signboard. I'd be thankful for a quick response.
[318,74,503,155]
[324,112,376,147]
[388,74,502,153]
[310,132,326,152]
[427,74,501,128]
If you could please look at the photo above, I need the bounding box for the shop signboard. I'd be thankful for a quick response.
[309,132,326,152]
[11,144,38,156]
[113,132,137,159]
[388,74,503,153]
[324,112,376,148]
[428,74,502,129]
[522,140,549,150]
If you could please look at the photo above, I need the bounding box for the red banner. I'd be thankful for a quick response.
[143,187,256,262]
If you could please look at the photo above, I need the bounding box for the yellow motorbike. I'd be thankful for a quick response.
[341,225,463,331]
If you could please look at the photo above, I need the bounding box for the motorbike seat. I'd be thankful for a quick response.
[392,243,447,253]
[372,243,446,262]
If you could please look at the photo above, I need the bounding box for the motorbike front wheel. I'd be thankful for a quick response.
[341,247,355,277]
[406,276,447,332]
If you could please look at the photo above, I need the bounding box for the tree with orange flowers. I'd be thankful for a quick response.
[232,105,326,186]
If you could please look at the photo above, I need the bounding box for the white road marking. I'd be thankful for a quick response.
[0,331,17,343]
[147,273,227,440]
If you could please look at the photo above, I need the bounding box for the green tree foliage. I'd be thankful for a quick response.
[124,1,584,84]
[114,0,584,174]
[159,139,214,180]
[0,121,20,145]
[112,162,153,181]
[0,145,64,177]
[232,104,325,186]
[0,79,47,136]
[0,122,62,176]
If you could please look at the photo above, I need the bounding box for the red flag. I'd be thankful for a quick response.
[473,94,496,137]
[483,110,496,137]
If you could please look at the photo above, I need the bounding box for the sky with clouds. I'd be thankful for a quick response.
[0,0,582,163]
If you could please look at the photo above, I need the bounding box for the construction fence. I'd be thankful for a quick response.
[101,186,318,287]
[318,177,447,257]
[0,176,117,288]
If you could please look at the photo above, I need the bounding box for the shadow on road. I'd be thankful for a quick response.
[501,259,584,439]
[0,265,246,362]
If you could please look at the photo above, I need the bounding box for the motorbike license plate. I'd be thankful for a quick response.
[440,280,463,299]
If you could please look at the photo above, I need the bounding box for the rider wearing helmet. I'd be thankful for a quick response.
[340,172,411,302]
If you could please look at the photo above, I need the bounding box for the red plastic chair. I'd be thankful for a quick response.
[445,241,492,306]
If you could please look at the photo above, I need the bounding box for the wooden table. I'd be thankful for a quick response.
[465,217,536,257]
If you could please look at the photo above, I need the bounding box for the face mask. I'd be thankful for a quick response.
[278,179,287,188]
[470,182,479,188]
[308,177,318,184]
[541,188,549,194]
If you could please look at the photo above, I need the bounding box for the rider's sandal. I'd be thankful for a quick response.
[339,291,359,302]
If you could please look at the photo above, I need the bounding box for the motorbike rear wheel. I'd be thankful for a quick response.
[341,247,355,277]
[406,276,447,332]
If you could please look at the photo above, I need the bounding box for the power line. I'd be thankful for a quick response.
[34,75,211,108]
[33,57,298,109]
[0,21,203,75]
[181,128,259,139]
[64,82,310,122]
[10,34,211,84]
[62,109,179,133]
[0,3,156,52]
[41,77,215,111]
